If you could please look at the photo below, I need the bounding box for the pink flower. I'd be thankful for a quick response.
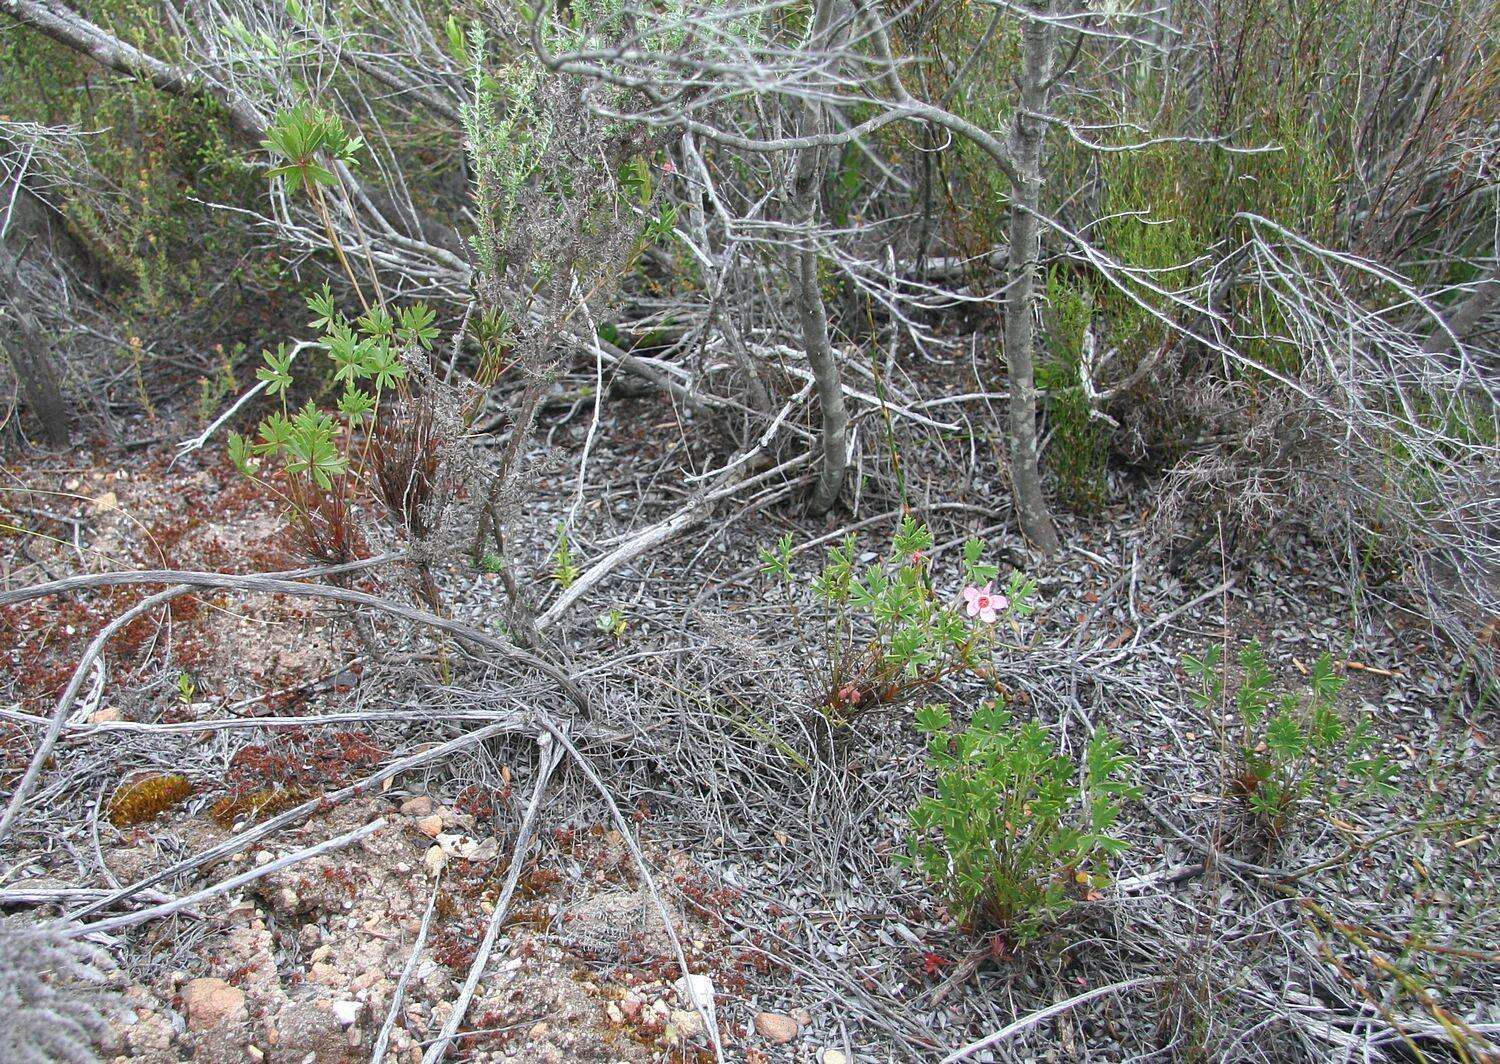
[662,159,678,175]
[963,583,1006,623]
[837,684,862,705]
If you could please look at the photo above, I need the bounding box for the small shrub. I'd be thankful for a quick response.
[902,701,1138,945]
[107,773,194,827]
[195,345,240,425]
[226,283,465,580]
[1183,642,1397,835]
[1040,271,1108,506]
[229,107,469,594]
[551,524,581,589]
[759,517,1034,725]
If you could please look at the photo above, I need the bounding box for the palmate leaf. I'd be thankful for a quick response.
[1311,700,1345,749]
[280,401,346,487]
[307,282,340,331]
[1309,652,1346,705]
[759,531,794,580]
[397,303,440,349]
[358,305,394,340]
[326,324,370,385]
[255,411,294,454]
[284,431,347,489]
[266,159,336,192]
[893,516,933,558]
[1351,753,1399,795]
[256,343,295,397]
[913,704,951,735]
[1182,645,1222,681]
[337,386,375,426]
[1266,709,1307,762]
[367,344,407,392]
[262,103,362,193]
[227,431,257,475]
[962,536,998,584]
[291,399,336,438]
[1004,571,1038,616]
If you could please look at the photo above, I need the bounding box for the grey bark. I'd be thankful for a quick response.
[797,211,848,515]
[1,0,265,139]
[796,0,853,516]
[2,0,468,271]
[0,252,70,447]
[1002,0,1061,554]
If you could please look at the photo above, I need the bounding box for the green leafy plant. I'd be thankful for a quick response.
[902,701,1137,944]
[261,103,378,309]
[195,345,240,425]
[1040,270,1108,506]
[551,524,582,589]
[596,607,627,639]
[760,517,1034,725]
[1183,642,1397,834]
[262,103,363,192]
[227,283,463,583]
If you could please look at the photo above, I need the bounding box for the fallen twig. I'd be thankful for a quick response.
[537,717,725,1061]
[940,977,1161,1062]
[68,817,386,938]
[64,720,526,922]
[423,733,564,1063]
[373,872,443,1064]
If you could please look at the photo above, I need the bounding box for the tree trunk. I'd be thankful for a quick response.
[0,254,71,447]
[798,226,848,515]
[795,0,853,516]
[0,329,70,448]
[1003,0,1061,555]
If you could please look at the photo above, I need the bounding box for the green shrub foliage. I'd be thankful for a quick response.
[1183,642,1398,834]
[903,702,1138,944]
